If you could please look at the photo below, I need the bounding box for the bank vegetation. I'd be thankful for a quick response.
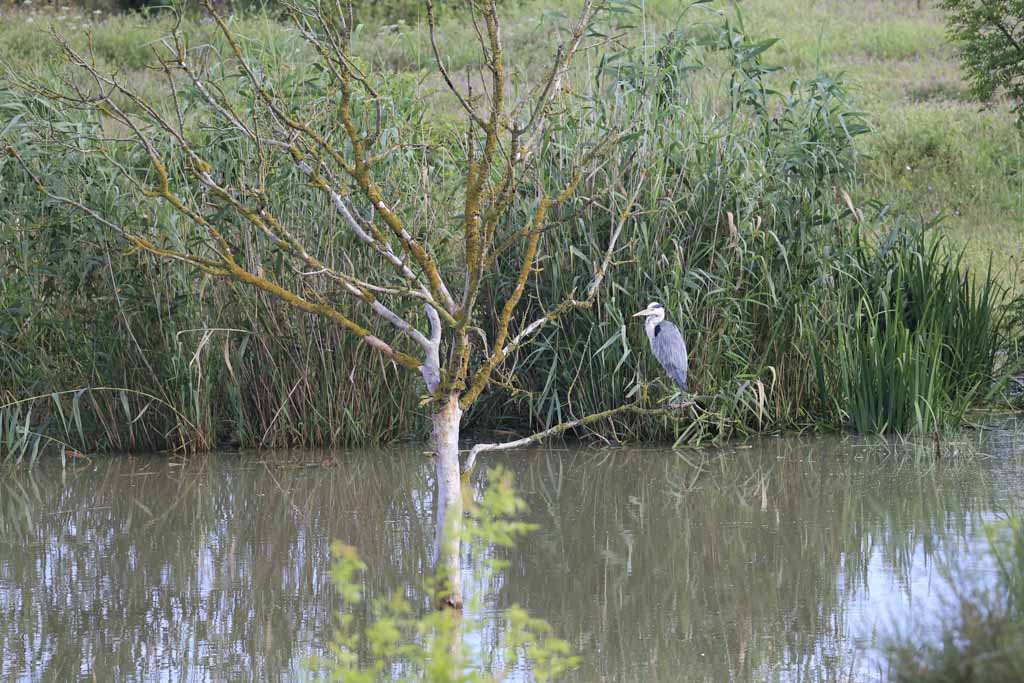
[1,1,1021,465]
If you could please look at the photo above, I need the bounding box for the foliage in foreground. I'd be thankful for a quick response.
[941,0,1024,128]
[0,4,1019,462]
[886,517,1024,682]
[315,467,577,682]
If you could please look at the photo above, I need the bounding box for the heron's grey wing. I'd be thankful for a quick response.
[652,321,689,391]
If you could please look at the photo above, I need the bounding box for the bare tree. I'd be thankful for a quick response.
[5,0,660,607]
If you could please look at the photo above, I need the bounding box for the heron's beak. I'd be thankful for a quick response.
[633,308,654,318]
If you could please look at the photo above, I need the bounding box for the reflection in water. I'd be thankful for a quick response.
[1,424,1022,681]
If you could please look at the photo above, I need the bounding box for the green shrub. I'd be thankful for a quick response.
[0,3,1015,457]
[941,0,1024,128]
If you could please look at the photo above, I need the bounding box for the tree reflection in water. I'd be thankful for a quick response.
[0,423,1021,681]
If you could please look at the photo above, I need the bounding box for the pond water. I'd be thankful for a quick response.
[1,422,1023,682]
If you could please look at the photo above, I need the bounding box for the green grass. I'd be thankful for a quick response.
[828,221,1008,433]
[729,0,1023,291]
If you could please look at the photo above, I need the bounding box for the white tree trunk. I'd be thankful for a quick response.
[431,393,464,609]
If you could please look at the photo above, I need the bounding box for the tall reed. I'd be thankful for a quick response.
[830,222,1008,433]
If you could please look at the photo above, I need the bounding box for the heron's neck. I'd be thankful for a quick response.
[645,313,663,339]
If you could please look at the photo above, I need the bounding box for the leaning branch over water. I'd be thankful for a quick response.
[463,400,702,473]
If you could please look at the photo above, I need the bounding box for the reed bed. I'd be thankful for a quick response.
[0,4,1019,461]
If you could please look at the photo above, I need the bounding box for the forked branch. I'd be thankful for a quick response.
[202,0,457,313]
[498,169,644,361]
[460,150,637,409]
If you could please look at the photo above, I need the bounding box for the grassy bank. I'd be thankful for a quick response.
[737,0,1023,294]
[0,1,1021,460]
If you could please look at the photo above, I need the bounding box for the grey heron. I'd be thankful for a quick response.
[633,301,688,393]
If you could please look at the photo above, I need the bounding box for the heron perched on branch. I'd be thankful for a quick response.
[633,301,689,394]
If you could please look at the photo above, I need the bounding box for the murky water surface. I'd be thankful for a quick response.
[2,423,1023,682]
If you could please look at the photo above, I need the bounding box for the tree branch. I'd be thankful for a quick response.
[28,28,446,359]
[459,133,627,409]
[421,303,444,393]
[168,31,453,329]
[425,0,488,129]
[459,0,506,317]
[463,402,691,472]
[989,10,1024,59]
[498,170,643,360]
[202,0,458,314]
[9,139,421,370]
[515,0,596,145]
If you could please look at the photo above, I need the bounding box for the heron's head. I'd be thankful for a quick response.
[632,301,665,323]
